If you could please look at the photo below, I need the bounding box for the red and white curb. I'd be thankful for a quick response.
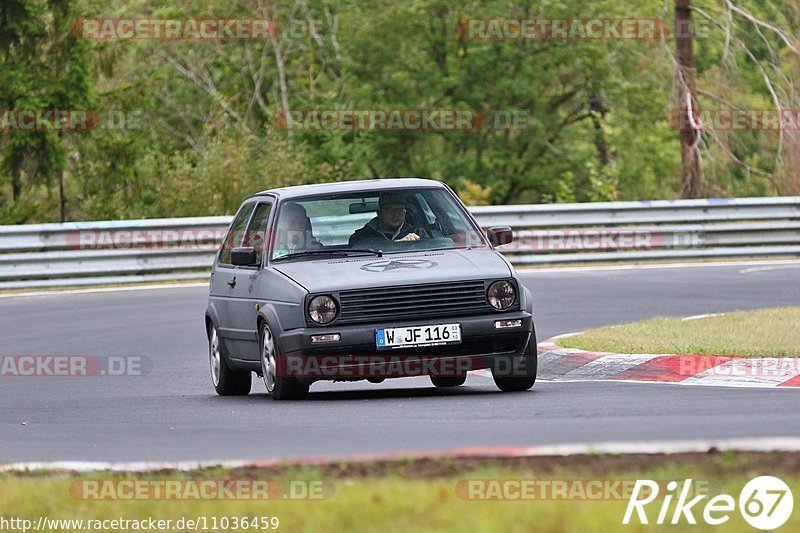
[536,334,800,388]
[3,437,800,473]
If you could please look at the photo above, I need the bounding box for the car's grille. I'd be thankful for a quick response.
[336,280,491,323]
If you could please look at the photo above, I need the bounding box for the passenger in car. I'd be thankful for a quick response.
[273,202,323,258]
[348,192,431,247]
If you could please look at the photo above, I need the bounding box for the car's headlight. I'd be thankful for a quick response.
[487,281,516,310]
[308,295,338,324]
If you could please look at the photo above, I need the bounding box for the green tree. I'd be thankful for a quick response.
[0,0,92,222]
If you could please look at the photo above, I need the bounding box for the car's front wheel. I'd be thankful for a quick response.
[492,335,537,392]
[209,325,251,396]
[260,322,309,400]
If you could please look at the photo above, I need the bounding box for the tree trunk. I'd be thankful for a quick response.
[271,19,292,145]
[589,93,611,166]
[58,168,66,222]
[57,129,67,222]
[675,0,702,199]
[11,168,21,202]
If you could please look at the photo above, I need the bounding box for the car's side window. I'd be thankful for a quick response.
[242,202,273,265]
[218,202,256,266]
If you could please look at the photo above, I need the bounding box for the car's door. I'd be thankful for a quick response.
[226,200,274,361]
[210,200,258,359]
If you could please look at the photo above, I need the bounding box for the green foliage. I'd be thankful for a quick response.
[457,179,492,206]
[0,0,93,221]
[140,129,312,217]
[1,0,798,223]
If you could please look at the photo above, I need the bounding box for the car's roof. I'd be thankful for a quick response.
[250,178,446,201]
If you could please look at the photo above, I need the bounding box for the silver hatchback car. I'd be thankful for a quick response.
[205,178,537,399]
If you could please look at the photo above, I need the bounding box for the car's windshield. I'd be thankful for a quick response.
[270,188,486,260]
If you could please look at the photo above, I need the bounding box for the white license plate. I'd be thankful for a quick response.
[376,323,462,350]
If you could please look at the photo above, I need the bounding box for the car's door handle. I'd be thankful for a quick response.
[227,278,237,288]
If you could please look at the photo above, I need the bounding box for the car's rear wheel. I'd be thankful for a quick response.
[260,322,309,400]
[209,325,251,396]
[492,335,537,392]
[430,375,467,387]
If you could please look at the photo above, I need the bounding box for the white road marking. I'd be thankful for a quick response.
[681,313,724,321]
[0,282,207,300]
[682,358,800,387]
[519,259,800,274]
[550,331,584,339]
[0,459,249,473]
[514,437,800,456]
[538,378,800,390]
[561,353,661,379]
[739,264,800,274]
[4,437,800,472]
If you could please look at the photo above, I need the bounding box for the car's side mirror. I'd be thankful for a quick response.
[487,226,514,247]
[231,247,258,266]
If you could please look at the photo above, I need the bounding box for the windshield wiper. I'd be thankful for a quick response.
[272,248,383,261]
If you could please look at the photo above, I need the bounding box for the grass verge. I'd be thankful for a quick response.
[1,452,799,532]
[557,307,800,357]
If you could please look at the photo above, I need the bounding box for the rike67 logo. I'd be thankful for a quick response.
[623,476,794,530]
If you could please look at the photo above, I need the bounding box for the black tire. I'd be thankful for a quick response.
[492,334,537,392]
[493,374,536,392]
[260,322,309,400]
[209,325,251,396]
[430,375,467,387]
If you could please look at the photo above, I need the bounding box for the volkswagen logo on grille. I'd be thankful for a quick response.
[361,259,438,272]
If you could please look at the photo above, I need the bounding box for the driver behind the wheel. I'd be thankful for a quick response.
[349,192,430,247]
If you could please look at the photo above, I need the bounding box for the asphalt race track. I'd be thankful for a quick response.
[1,262,800,463]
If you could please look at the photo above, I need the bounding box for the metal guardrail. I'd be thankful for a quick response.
[0,197,798,289]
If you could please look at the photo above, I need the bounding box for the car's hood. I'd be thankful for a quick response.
[272,249,512,293]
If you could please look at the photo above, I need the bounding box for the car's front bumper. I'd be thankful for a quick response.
[276,311,533,380]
